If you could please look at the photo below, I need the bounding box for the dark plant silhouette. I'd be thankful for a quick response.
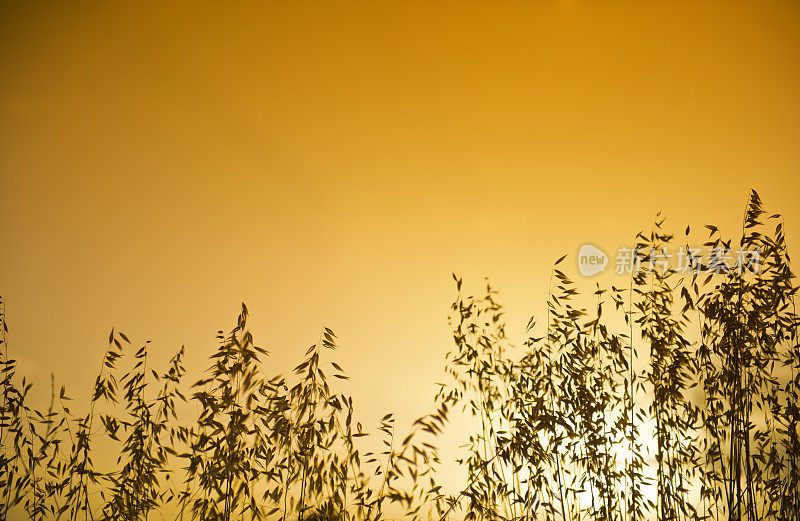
[1,190,797,521]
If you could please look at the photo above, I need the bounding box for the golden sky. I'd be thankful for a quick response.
[1,0,799,490]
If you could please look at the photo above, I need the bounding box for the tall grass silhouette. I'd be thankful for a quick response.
[1,190,798,520]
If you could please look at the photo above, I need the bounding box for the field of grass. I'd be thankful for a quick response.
[2,190,798,521]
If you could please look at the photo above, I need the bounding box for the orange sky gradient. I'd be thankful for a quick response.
[1,0,800,496]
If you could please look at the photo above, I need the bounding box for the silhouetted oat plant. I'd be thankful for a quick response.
[0,294,30,517]
[685,191,800,520]
[436,191,797,521]
[97,338,186,521]
[438,278,516,521]
[632,219,702,521]
[172,304,440,521]
[179,304,267,520]
[1,189,798,521]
